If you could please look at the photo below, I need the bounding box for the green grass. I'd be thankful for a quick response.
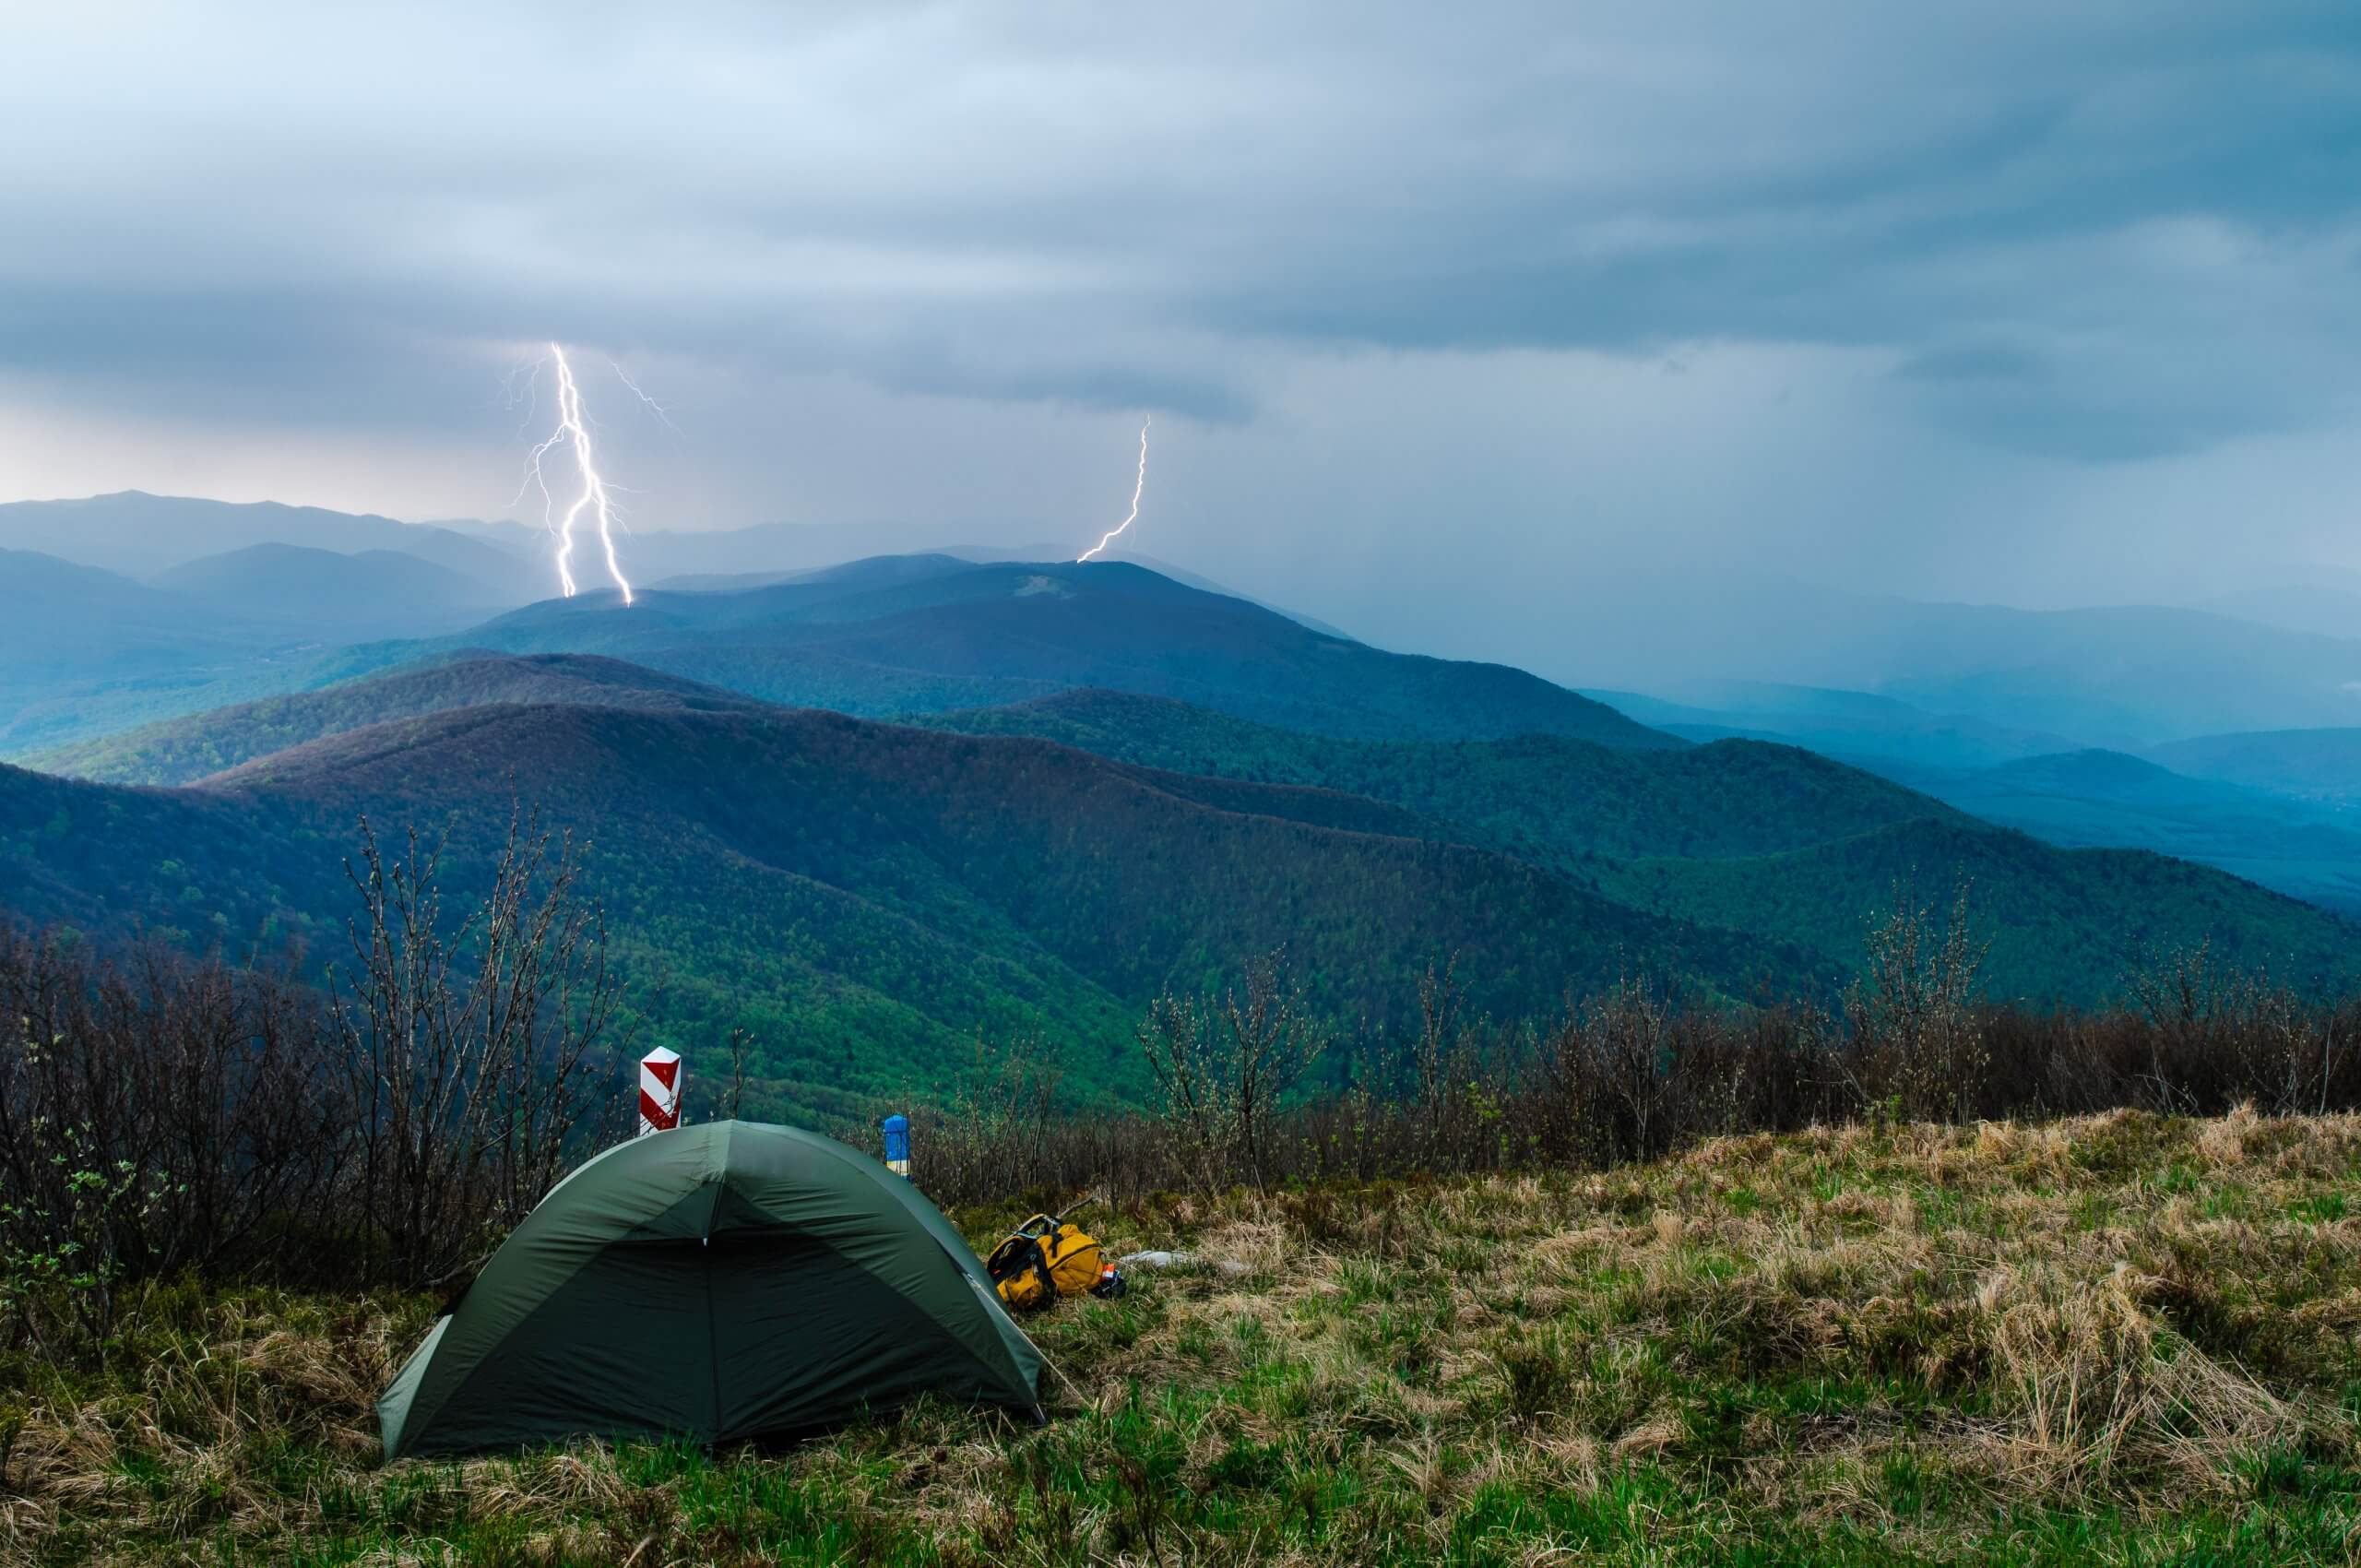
[13,1109,2361,1563]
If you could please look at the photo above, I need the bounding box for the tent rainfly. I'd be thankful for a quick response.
[378,1121,1043,1457]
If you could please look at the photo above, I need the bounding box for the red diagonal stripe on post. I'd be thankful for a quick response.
[645,1057,680,1091]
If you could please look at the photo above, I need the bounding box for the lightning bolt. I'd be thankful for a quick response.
[611,361,676,430]
[515,342,635,605]
[1077,415,1151,563]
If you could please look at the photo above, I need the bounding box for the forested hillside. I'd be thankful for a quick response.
[921,687,1971,865]
[1599,816,2355,1000]
[0,704,1810,1114]
[12,663,2356,1117]
[920,689,2358,1000]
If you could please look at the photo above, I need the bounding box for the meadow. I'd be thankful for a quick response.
[10,1107,2361,1565]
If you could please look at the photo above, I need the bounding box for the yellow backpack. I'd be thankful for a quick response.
[986,1212,1104,1312]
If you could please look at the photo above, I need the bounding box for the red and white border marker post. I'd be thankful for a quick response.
[638,1047,682,1136]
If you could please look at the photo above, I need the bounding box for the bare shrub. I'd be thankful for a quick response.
[332,811,630,1289]
[1405,954,1514,1170]
[723,1025,752,1121]
[1136,991,1226,1195]
[2122,940,2317,1114]
[1526,993,1601,1164]
[0,933,344,1354]
[1581,968,1679,1164]
[1139,948,1332,1194]
[914,957,2361,1211]
[1411,954,1464,1149]
[1846,878,1988,1121]
[900,1030,1111,1204]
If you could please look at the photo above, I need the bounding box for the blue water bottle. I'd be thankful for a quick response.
[882,1113,911,1179]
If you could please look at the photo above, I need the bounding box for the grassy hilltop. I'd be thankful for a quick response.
[13,1109,2361,1565]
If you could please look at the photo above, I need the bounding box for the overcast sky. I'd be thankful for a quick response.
[5,2,2358,666]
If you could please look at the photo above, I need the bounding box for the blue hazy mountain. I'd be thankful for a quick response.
[0,491,526,580]
[0,523,549,752]
[652,549,1355,639]
[2149,730,2361,806]
[4,498,1666,753]
[1582,679,2361,916]
[1,548,281,675]
[151,543,514,631]
[0,548,349,753]
[1582,681,2083,769]
[1864,748,2361,919]
[1554,572,2361,746]
[2185,564,2361,642]
[22,493,2361,750]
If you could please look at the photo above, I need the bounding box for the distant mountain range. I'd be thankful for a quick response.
[1857,748,2361,919]
[1580,681,2085,770]
[2185,569,2361,643]
[654,549,1355,640]
[2148,730,2361,805]
[0,548,329,754]
[0,491,538,587]
[150,541,516,622]
[9,489,2361,1095]
[1577,681,2361,917]
[18,491,2361,748]
[1550,571,2361,745]
[0,496,564,750]
[0,494,1364,748]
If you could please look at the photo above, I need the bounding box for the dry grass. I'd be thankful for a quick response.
[10,1108,2361,1564]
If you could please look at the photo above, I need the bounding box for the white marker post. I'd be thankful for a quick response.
[637,1047,682,1136]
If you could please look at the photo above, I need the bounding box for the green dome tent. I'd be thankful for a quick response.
[378,1122,1043,1458]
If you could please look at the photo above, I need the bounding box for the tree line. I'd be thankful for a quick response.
[907,885,2359,1206]
[0,812,628,1359]
[5,816,2356,1361]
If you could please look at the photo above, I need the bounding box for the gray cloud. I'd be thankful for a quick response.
[6,4,2355,447]
[2,0,2357,647]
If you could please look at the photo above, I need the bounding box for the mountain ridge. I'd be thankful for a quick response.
[422,557,1688,747]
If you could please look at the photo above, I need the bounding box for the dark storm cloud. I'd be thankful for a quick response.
[2,1,2357,461]
[1182,8,2361,462]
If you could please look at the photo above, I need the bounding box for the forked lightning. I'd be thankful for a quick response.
[516,342,635,604]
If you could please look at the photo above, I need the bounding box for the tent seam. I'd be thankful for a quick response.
[706,1120,732,1436]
